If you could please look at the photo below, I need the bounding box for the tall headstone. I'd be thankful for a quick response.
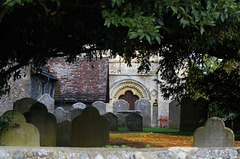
[113,99,129,114]
[37,93,55,113]
[135,98,151,127]
[13,98,39,114]
[193,117,234,147]
[1,111,40,146]
[24,103,57,146]
[57,121,72,147]
[72,107,109,147]
[169,100,180,129]
[71,109,83,121]
[72,102,87,110]
[180,97,208,132]
[92,101,106,115]
[54,107,69,123]
[103,112,118,131]
[125,113,143,131]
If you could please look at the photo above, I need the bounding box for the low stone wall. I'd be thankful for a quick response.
[0,146,239,159]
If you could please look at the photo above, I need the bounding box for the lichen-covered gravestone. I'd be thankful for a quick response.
[169,100,180,129]
[13,98,39,114]
[116,113,126,127]
[54,107,69,122]
[71,109,83,121]
[24,103,57,146]
[72,102,87,109]
[92,101,106,115]
[103,112,118,131]
[37,93,55,113]
[125,113,143,131]
[57,121,72,147]
[113,99,129,114]
[135,98,151,127]
[193,117,234,147]
[1,111,40,146]
[72,106,109,147]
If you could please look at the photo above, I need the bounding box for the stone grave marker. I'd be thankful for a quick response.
[193,117,234,147]
[54,107,69,123]
[169,100,180,129]
[92,101,106,115]
[72,106,109,147]
[1,110,40,146]
[71,109,83,121]
[113,99,129,114]
[180,97,208,132]
[116,113,126,127]
[125,113,143,131]
[13,98,39,114]
[103,112,118,131]
[57,120,72,147]
[72,102,87,110]
[135,98,151,127]
[24,103,57,146]
[37,93,55,113]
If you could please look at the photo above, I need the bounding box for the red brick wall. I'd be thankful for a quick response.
[47,57,109,102]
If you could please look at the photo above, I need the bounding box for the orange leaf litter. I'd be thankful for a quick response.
[109,132,240,148]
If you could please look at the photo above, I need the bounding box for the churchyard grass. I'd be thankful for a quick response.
[109,127,240,148]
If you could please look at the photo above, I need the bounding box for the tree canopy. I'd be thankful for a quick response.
[0,0,240,113]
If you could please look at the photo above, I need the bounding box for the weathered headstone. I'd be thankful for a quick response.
[57,121,72,147]
[72,106,109,147]
[103,112,118,131]
[135,98,151,127]
[113,99,129,114]
[92,101,106,115]
[193,117,234,147]
[180,97,208,132]
[125,113,143,131]
[72,102,87,110]
[1,110,40,146]
[37,93,55,113]
[13,98,39,114]
[71,109,83,121]
[169,100,180,129]
[24,103,57,146]
[116,113,126,127]
[54,107,69,123]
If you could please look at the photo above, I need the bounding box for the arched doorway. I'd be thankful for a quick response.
[119,90,139,110]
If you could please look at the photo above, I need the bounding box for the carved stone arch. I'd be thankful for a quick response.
[109,79,151,111]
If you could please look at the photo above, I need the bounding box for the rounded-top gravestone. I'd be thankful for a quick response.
[13,98,39,114]
[72,106,109,147]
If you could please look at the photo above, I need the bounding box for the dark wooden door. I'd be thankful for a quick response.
[119,90,139,110]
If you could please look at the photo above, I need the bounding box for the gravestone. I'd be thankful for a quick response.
[113,99,129,114]
[72,102,87,110]
[24,103,57,146]
[169,100,180,129]
[135,98,151,127]
[71,109,83,121]
[1,110,40,146]
[180,97,208,132]
[125,113,143,131]
[57,121,72,147]
[116,113,126,127]
[37,93,55,113]
[54,107,69,123]
[72,106,109,147]
[193,117,234,147]
[13,98,39,114]
[103,112,118,131]
[92,101,106,115]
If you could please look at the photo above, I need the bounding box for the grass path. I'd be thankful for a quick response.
[109,128,240,148]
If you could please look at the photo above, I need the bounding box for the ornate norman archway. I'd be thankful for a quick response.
[109,78,151,111]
